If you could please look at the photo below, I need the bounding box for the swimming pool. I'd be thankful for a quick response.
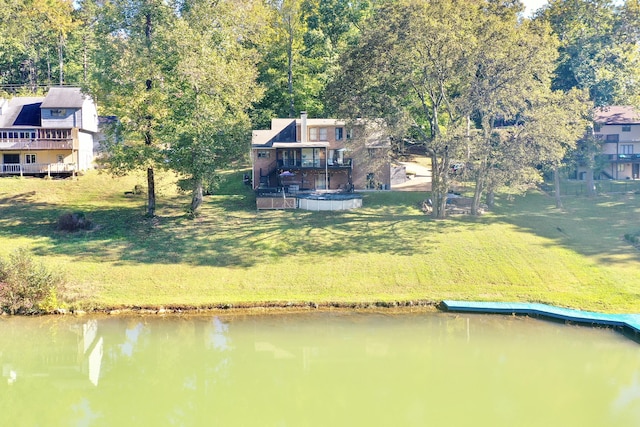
[297,192,363,210]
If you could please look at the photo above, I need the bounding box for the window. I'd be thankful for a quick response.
[622,125,632,132]
[41,129,70,140]
[309,127,318,141]
[57,155,64,163]
[257,150,270,158]
[366,173,375,189]
[618,163,625,172]
[3,154,19,164]
[335,127,343,141]
[301,148,321,167]
[319,127,327,141]
[25,154,36,164]
[50,109,67,117]
[622,144,634,154]
[606,134,619,142]
[594,124,601,132]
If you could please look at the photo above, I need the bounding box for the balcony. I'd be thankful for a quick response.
[0,138,73,150]
[277,158,353,169]
[606,153,640,161]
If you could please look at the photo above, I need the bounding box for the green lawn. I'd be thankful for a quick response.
[1,170,639,313]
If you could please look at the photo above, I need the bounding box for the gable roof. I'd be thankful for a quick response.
[594,106,640,125]
[252,117,348,148]
[0,97,45,128]
[40,87,86,109]
[252,119,297,147]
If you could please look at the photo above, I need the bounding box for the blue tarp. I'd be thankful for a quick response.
[442,300,640,335]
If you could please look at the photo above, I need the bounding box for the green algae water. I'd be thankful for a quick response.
[0,311,638,427]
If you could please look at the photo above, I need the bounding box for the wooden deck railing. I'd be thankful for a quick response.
[0,139,73,150]
[277,158,353,168]
[0,163,76,175]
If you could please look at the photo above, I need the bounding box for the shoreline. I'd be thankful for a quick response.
[48,299,441,316]
[5,300,639,343]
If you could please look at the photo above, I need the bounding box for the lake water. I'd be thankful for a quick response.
[0,310,638,426]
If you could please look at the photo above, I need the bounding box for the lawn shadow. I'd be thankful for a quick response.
[9,177,585,270]
[2,186,481,268]
[489,190,640,265]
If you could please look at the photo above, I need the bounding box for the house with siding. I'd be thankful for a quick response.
[0,87,98,177]
[252,112,391,200]
[591,106,640,180]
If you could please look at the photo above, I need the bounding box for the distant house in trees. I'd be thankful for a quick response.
[591,106,640,180]
[0,87,98,177]
[252,112,391,194]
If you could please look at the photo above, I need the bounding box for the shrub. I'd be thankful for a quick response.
[0,248,66,314]
[57,211,93,232]
[625,232,640,246]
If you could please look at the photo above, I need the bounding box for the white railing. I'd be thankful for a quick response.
[0,163,76,175]
[0,139,73,150]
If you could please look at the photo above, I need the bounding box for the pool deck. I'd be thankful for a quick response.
[441,300,640,334]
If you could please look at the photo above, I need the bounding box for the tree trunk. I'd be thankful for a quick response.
[434,192,447,219]
[83,33,88,83]
[58,33,64,86]
[471,177,484,216]
[554,165,563,209]
[287,20,295,118]
[586,167,596,197]
[430,152,448,219]
[486,190,495,208]
[147,167,155,217]
[32,50,39,91]
[191,178,204,213]
[144,10,156,218]
[46,51,52,85]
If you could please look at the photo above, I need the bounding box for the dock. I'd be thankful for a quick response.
[441,300,640,335]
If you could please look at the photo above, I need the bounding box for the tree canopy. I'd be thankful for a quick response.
[86,0,264,215]
[1,0,631,217]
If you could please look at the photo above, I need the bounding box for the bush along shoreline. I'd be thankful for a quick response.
[0,248,66,315]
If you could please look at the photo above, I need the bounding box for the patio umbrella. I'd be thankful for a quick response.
[279,171,295,177]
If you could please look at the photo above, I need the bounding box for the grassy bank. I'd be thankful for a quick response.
[0,170,639,313]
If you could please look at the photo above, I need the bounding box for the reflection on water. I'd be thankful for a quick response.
[0,311,638,426]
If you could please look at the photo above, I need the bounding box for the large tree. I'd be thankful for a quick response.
[0,0,77,89]
[330,0,589,217]
[519,89,590,209]
[253,0,372,126]
[328,0,480,218]
[162,0,264,213]
[88,0,263,216]
[463,3,570,214]
[539,0,640,106]
[89,0,174,217]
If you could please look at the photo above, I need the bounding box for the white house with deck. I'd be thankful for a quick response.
[0,87,98,177]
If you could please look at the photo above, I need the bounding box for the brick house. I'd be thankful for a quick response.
[251,112,391,194]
